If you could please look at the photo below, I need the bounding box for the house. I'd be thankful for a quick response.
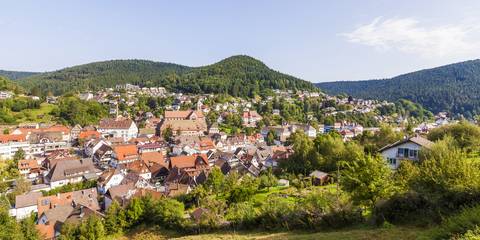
[93,144,113,166]
[139,150,168,167]
[241,111,262,127]
[0,91,14,99]
[169,154,210,177]
[18,159,41,178]
[164,167,196,189]
[207,123,220,136]
[309,170,332,186]
[194,139,216,154]
[11,192,43,220]
[0,134,30,160]
[150,163,170,182]
[97,119,138,141]
[44,158,97,188]
[110,145,139,168]
[126,160,151,181]
[378,134,432,169]
[190,208,209,223]
[97,167,123,195]
[36,188,100,217]
[131,188,164,200]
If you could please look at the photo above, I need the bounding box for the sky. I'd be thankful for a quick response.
[2,0,480,83]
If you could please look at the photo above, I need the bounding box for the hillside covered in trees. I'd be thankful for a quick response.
[0,70,41,81]
[14,55,318,96]
[315,59,480,116]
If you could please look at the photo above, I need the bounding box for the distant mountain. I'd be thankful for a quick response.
[315,59,480,115]
[15,55,318,96]
[0,70,41,80]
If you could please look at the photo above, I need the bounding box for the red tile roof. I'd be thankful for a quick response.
[78,131,101,139]
[0,134,27,143]
[114,145,138,161]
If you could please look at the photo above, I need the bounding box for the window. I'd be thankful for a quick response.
[41,199,50,206]
[409,150,418,158]
[398,148,404,156]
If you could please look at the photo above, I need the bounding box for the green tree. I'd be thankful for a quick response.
[206,166,225,199]
[228,186,254,204]
[153,198,185,229]
[126,197,144,225]
[162,125,173,140]
[20,213,42,240]
[13,148,26,163]
[341,153,394,207]
[2,128,10,135]
[224,170,240,190]
[259,172,279,192]
[77,215,105,240]
[104,199,121,234]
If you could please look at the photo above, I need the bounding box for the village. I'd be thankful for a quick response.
[0,83,464,239]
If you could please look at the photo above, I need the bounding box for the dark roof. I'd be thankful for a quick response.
[190,208,209,219]
[46,158,95,182]
[196,171,207,185]
[378,136,432,152]
[65,204,105,225]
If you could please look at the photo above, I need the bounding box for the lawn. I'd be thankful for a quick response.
[14,103,57,123]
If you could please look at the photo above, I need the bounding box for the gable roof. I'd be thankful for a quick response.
[378,136,433,152]
[15,192,43,208]
[127,160,151,175]
[98,120,134,130]
[131,188,164,200]
[139,151,166,167]
[45,158,95,182]
[114,145,138,161]
[309,170,332,179]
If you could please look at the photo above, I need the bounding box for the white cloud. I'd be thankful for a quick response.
[340,17,480,59]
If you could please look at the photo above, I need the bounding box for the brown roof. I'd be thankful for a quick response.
[15,192,43,208]
[165,111,204,119]
[36,222,55,239]
[65,204,105,225]
[131,188,165,200]
[166,183,189,197]
[46,158,95,182]
[18,159,40,170]
[196,139,215,151]
[37,188,99,217]
[106,184,131,199]
[98,120,134,130]
[139,151,166,167]
[12,126,70,135]
[127,160,151,175]
[190,207,209,221]
[170,154,208,169]
[98,168,122,187]
[378,136,433,152]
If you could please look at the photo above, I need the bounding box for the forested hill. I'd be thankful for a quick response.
[15,60,195,96]
[0,70,41,80]
[150,55,318,97]
[0,75,23,93]
[14,55,318,96]
[315,59,480,116]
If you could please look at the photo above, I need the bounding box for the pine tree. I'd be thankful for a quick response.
[104,200,121,234]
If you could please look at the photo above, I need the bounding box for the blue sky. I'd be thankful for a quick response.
[1,1,480,82]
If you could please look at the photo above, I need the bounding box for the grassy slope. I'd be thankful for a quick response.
[115,225,432,240]
[13,102,57,123]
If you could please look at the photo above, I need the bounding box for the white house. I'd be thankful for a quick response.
[378,135,432,169]
[11,192,43,220]
[97,119,138,141]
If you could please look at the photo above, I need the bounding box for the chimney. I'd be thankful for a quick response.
[72,188,75,193]
[57,193,60,199]
[80,206,84,217]
[45,221,49,226]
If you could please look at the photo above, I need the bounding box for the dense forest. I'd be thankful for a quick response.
[13,55,318,96]
[315,59,480,116]
[0,75,23,94]
[14,60,195,95]
[0,70,41,80]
